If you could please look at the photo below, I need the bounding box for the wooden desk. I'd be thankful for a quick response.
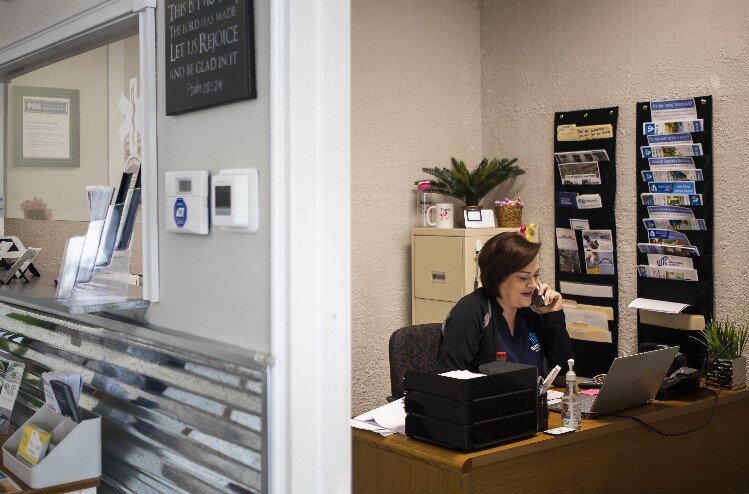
[0,435,99,494]
[353,388,749,493]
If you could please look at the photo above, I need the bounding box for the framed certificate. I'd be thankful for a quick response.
[11,86,80,167]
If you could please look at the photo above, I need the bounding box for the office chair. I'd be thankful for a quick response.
[388,323,442,400]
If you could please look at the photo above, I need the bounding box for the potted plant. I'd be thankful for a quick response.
[692,318,748,390]
[418,157,524,226]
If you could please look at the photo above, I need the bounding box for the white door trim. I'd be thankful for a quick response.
[270,0,352,492]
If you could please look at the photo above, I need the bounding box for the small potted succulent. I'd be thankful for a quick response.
[693,318,748,390]
[417,157,524,226]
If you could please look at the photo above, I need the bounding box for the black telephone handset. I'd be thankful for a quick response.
[531,285,547,307]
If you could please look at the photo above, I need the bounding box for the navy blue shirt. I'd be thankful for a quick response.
[436,288,572,376]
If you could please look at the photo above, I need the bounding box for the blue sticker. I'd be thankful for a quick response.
[174,198,187,228]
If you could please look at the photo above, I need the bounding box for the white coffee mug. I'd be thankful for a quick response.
[427,203,455,229]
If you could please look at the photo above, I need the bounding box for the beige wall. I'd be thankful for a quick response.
[481,0,749,357]
[352,0,749,414]
[352,0,483,414]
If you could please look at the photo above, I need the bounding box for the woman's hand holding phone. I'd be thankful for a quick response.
[534,282,563,314]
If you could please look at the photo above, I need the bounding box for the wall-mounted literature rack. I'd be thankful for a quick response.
[635,96,713,368]
[553,106,619,377]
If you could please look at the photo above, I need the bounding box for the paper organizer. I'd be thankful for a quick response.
[2,405,101,488]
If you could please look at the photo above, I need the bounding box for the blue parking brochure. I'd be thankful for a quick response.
[641,169,703,182]
[641,193,703,206]
[648,157,695,169]
[643,119,703,135]
[649,99,698,122]
[557,191,578,208]
[646,205,695,219]
[640,144,703,159]
[647,181,697,194]
[647,229,691,246]
[637,243,700,258]
[646,133,693,145]
[643,218,706,231]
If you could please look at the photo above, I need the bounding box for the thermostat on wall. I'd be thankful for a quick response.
[165,171,209,234]
[212,168,259,233]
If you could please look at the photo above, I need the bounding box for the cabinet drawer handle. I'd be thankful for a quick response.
[431,271,446,283]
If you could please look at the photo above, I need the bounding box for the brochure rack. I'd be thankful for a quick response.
[635,96,713,367]
[553,106,619,377]
[2,405,101,489]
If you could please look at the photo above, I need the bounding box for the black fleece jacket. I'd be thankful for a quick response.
[436,288,573,381]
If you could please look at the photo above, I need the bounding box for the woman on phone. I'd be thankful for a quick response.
[436,232,573,377]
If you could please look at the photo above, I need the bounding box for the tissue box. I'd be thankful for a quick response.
[2,405,101,488]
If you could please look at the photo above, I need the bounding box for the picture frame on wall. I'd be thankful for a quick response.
[165,0,257,115]
[11,86,80,167]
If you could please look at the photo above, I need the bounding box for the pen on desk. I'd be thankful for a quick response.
[540,365,561,395]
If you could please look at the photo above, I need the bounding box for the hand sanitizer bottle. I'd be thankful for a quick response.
[561,358,581,430]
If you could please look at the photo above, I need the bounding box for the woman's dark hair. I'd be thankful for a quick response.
[479,232,541,298]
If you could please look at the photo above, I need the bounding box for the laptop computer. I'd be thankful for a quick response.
[550,346,680,417]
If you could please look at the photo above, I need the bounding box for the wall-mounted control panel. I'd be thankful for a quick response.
[211,168,259,233]
[165,171,210,234]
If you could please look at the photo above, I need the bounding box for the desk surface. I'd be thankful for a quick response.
[0,435,100,494]
[353,387,749,493]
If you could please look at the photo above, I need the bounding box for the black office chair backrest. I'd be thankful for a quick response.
[388,323,442,400]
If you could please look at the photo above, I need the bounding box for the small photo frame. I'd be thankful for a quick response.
[464,208,496,228]
[11,86,80,167]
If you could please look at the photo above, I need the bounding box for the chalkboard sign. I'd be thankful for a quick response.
[166,0,256,115]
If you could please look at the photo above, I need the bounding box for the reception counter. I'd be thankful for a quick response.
[353,387,749,493]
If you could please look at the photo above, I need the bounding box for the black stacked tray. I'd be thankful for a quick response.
[403,362,538,451]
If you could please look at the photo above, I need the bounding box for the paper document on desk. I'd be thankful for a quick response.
[547,390,563,406]
[351,398,406,436]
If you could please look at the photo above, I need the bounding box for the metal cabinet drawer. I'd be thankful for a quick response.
[413,298,455,325]
[413,236,464,302]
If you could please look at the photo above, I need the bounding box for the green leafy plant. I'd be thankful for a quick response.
[692,318,749,360]
[418,157,524,207]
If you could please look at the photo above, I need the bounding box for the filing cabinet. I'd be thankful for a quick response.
[411,227,522,324]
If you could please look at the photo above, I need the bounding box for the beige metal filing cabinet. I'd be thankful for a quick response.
[411,227,522,324]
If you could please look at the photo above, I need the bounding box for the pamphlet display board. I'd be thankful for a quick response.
[553,106,619,378]
[635,96,714,367]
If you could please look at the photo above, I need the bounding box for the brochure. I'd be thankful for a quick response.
[582,230,613,252]
[559,250,582,274]
[641,193,702,206]
[646,133,693,145]
[643,119,703,135]
[558,161,601,184]
[647,181,697,194]
[585,251,615,275]
[555,228,578,251]
[643,218,706,231]
[648,157,695,169]
[637,265,698,281]
[649,98,698,122]
[576,194,602,209]
[646,254,694,269]
[640,143,703,159]
[554,149,609,164]
[641,169,703,182]
[646,205,695,219]
[647,229,691,246]
[637,243,700,257]
[557,191,578,208]
[569,218,590,230]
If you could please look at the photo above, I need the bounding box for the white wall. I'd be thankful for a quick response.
[146,0,271,352]
[481,0,749,356]
[0,1,271,353]
[351,0,482,414]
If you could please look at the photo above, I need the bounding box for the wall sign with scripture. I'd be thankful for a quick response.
[165,0,257,115]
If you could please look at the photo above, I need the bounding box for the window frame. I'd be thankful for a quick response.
[0,0,159,301]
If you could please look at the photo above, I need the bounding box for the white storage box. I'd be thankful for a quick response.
[2,405,101,488]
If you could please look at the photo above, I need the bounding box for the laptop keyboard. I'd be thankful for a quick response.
[580,394,596,414]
